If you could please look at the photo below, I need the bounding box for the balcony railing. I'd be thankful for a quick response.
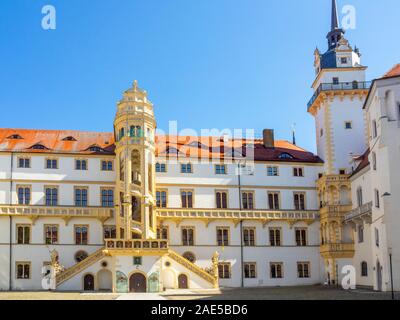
[308,81,372,110]
[320,242,355,255]
[105,239,169,251]
[344,202,373,223]
[0,205,114,219]
[157,208,320,222]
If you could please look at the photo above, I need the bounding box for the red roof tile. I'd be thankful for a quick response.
[383,64,400,78]
[0,129,322,163]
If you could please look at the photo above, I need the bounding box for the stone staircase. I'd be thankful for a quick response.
[167,250,218,288]
[56,248,106,286]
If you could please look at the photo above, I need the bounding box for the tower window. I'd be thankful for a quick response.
[345,122,352,129]
[332,77,339,85]
[341,57,348,64]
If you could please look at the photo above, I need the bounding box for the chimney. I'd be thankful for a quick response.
[263,129,275,149]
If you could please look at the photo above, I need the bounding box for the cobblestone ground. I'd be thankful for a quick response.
[0,286,398,300]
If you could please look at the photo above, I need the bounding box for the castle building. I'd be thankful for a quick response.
[0,0,398,293]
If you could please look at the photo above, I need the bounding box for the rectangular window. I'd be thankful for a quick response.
[372,120,378,138]
[270,262,283,279]
[16,262,31,279]
[44,225,59,244]
[46,158,58,169]
[243,227,256,246]
[157,226,169,240]
[216,227,229,246]
[101,188,114,207]
[75,159,88,170]
[156,190,167,208]
[297,262,310,278]
[75,188,88,207]
[375,228,379,247]
[372,152,377,171]
[295,228,308,246]
[45,187,58,206]
[218,263,231,279]
[244,262,257,279]
[133,256,142,266]
[181,163,193,173]
[104,225,116,239]
[16,225,30,244]
[332,77,339,85]
[339,169,346,175]
[182,227,195,246]
[18,157,30,168]
[101,160,113,171]
[267,166,279,176]
[293,167,304,177]
[17,186,31,205]
[358,225,364,243]
[155,163,167,173]
[216,191,228,209]
[269,228,282,247]
[215,164,227,175]
[345,121,352,129]
[181,190,193,208]
[375,189,380,208]
[294,193,306,210]
[341,57,347,64]
[242,192,254,210]
[74,225,89,245]
[268,192,280,210]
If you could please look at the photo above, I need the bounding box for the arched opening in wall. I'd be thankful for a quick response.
[361,261,368,277]
[132,196,141,222]
[129,273,147,293]
[97,269,112,292]
[162,269,175,289]
[132,150,141,186]
[376,261,382,291]
[178,274,189,289]
[83,274,95,291]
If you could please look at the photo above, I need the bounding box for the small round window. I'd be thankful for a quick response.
[75,250,88,263]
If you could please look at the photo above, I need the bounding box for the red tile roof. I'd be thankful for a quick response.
[383,64,400,78]
[351,149,370,177]
[0,129,322,163]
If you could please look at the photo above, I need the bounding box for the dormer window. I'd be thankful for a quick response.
[341,57,348,64]
[31,144,48,150]
[278,153,294,160]
[88,146,104,153]
[62,136,77,141]
[7,134,23,140]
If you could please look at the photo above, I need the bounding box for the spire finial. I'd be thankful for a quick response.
[291,123,296,146]
[133,80,138,91]
[331,0,339,30]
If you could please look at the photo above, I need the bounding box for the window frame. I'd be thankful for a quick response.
[180,189,194,208]
[74,224,89,245]
[44,224,59,245]
[101,159,114,171]
[218,262,232,279]
[45,158,58,170]
[215,164,227,175]
[269,227,282,247]
[74,186,89,207]
[103,225,117,239]
[344,121,353,130]
[44,185,59,206]
[293,192,306,210]
[100,187,114,208]
[215,190,229,209]
[157,226,169,240]
[75,158,88,171]
[244,262,257,279]
[216,227,230,246]
[293,167,304,177]
[155,162,167,173]
[267,191,280,210]
[17,157,31,169]
[156,189,168,208]
[241,191,255,210]
[270,262,284,279]
[16,224,31,244]
[181,226,195,246]
[180,163,193,174]
[297,262,311,278]
[243,227,256,247]
[15,262,31,279]
[267,166,279,177]
[295,228,308,246]
[16,185,32,205]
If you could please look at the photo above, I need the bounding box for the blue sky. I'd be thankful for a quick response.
[0,0,399,152]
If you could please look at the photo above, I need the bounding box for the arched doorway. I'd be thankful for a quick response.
[83,274,95,291]
[376,261,382,291]
[129,273,147,292]
[97,269,112,292]
[178,274,188,289]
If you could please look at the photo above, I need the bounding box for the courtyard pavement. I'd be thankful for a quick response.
[0,286,398,300]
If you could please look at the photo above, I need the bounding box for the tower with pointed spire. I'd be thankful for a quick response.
[308,0,372,285]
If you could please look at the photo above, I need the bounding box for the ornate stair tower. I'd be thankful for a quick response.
[114,81,157,240]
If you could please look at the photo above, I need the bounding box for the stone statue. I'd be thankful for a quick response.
[211,251,219,279]
[50,249,65,275]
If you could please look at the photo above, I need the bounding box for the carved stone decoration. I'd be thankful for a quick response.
[50,249,65,275]
[211,251,220,280]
